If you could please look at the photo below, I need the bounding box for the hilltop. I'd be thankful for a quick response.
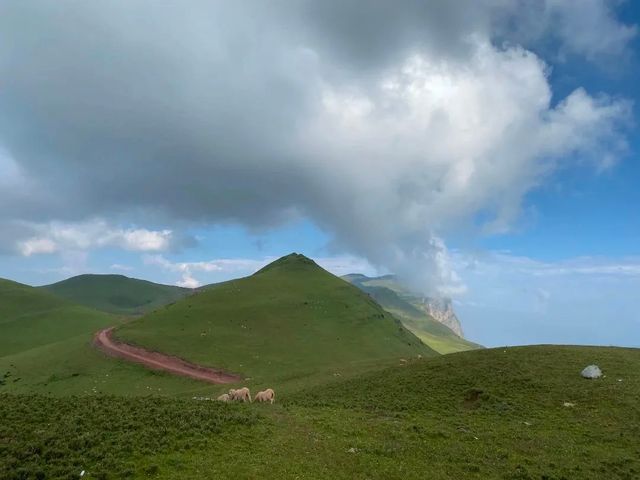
[40,274,190,315]
[343,273,481,353]
[115,253,435,386]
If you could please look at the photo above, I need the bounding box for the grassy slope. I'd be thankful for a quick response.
[343,274,481,354]
[0,255,436,397]
[115,254,435,387]
[3,345,639,479]
[40,274,190,315]
[0,278,211,396]
[0,278,114,357]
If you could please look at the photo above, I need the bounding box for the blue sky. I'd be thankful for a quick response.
[1,1,639,348]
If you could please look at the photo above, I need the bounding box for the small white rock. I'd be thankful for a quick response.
[347,447,358,453]
[563,402,575,407]
[581,365,602,379]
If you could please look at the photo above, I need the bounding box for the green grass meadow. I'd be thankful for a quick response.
[2,345,639,479]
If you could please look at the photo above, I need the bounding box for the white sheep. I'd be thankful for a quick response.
[229,387,252,402]
[254,388,275,404]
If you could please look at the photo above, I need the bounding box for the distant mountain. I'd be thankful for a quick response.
[40,274,190,315]
[114,253,436,384]
[342,273,481,354]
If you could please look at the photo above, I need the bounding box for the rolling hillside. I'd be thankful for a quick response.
[0,278,114,358]
[0,278,207,396]
[343,274,481,353]
[40,274,190,315]
[115,253,435,385]
[4,345,639,479]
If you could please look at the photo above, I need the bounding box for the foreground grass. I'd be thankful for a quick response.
[3,345,639,479]
[0,395,260,480]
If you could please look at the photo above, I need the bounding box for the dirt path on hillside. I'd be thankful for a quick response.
[94,327,241,384]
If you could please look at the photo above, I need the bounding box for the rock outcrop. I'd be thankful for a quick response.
[419,297,463,337]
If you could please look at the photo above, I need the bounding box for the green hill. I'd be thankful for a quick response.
[115,253,435,386]
[0,278,114,358]
[4,345,639,479]
[0,277,223,396]
[40,274,190,315]
[343,274,481,354]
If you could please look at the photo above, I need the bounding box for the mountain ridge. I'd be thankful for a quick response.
[39,273,190,315]
[342,273,481,354]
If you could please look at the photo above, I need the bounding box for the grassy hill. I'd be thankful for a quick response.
[0,255,432,396]
[0,278,114,358]
[343,274,481,354]
[40,274,190,315]
[115,253,435,386]
[3,345,638,479]
[0,278,210,396]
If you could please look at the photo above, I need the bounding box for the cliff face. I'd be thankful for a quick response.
[418,297,463,337]
[342,273,466,339]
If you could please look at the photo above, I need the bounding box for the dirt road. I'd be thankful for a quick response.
[94,327,241,384]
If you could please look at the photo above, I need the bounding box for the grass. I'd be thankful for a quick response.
[114,254,434,387]
[0,255,432,397]
[3,345,639,479]
[0,394,260,480]
[0,278,217,396]
[0,279,114,357]
[342,274,481,353]
[39,274,190,315]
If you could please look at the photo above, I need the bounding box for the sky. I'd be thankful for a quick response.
[1,1,639,348]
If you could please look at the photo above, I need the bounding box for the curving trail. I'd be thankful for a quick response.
[94,327,241,384]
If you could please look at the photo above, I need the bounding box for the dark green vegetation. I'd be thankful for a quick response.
[343,273,481,353]
[2,346,638,479]
[0,395,259,480]
[115,254,434,388]
[40,274,190,315]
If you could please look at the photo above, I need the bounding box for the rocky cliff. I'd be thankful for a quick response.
[418,297,463,337]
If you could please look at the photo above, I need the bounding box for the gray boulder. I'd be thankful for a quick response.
[581,365,602,379]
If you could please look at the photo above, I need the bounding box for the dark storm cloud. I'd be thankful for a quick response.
[0,1,318,225]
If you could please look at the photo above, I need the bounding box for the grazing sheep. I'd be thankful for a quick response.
[217,393,231,402]
[254,388,275,404]
[229,387,252,402]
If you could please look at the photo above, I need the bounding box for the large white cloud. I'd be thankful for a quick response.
[298,43,630,293]
[16,220,175,256]
[0,1,634,295]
